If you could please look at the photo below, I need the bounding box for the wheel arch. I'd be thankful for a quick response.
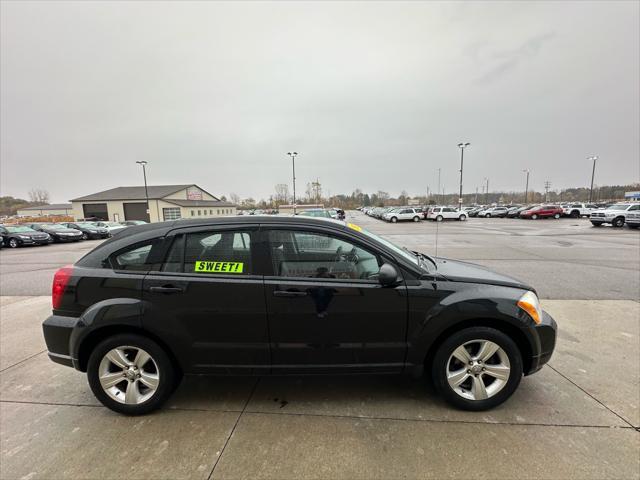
[76,324,182,375]
[421,318,533,377]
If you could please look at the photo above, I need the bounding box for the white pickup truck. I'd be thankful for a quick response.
[563,203,597,218]
[590,203,640,227]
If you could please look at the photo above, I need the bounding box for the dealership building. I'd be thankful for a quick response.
[70,184,236,222]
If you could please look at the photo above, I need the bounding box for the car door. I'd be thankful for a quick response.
[263,226,408,374]
[141,225,270,374]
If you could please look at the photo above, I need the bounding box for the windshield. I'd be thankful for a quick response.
[75,223,97,228]
[607,204,630,210]
[6,226,35,233]
[43,224,67,230]
[357,226,424,268]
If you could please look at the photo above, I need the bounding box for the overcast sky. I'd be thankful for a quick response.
[1,1,639,203]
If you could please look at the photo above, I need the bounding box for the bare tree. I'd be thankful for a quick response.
[229,192,241,205]
[274,184,289,204]
[28,188,50,205]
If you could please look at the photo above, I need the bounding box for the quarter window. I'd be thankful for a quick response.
[111,240,160,271]
[267,230,381,280]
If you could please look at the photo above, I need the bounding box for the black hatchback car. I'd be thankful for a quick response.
[43,217,556,415]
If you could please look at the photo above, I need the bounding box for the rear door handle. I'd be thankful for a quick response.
[273,290,307,297]
[149,285,185,294]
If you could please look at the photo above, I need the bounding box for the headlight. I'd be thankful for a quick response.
[517,291,542,324]
[19,235,30,239]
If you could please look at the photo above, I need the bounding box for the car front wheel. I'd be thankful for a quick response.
[413,216,420,222]
[390,217,397,223]
[459,214,467,221]
[8,238,19,248]
[531,214,538,220]
[432,327,523,411]
[553,213,560,219]
[87,333,176,415]
[612,217,625,228]
[436,215,443,222]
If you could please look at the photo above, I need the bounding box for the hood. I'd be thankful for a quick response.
[15,231,48,238]
[44,227,80,234]
[435,257,533,292]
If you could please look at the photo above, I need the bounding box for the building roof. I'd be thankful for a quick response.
[18,203,73,211]
[70,185,217,202]
[163,199,236,208]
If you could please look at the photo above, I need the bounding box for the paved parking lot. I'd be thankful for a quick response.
[1,212,639,479]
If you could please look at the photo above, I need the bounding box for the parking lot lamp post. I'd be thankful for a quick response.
[523,169,530,203]
[484,177,489,204]
[287,152,299,214]
[587,156,598,202]
[457,143,470,208]
[135,161,150,221]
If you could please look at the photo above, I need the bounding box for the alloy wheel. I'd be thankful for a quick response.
[8,238,18,248]
[446,339,511,401]
[98,346,160,405]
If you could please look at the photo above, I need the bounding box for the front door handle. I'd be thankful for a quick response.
[273,290,307,297]
[149,285,185,294]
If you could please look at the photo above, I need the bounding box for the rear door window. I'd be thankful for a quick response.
[111,239,162,271]
[162,230,254,274]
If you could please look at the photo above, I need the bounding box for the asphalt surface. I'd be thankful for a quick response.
[0,212,639,479]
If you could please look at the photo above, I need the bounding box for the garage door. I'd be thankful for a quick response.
[123,202,150,222]
[82,203,108,221]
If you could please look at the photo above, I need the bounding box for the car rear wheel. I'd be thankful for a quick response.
[436,215,443,222]
[8,238,19,248]
[553,213,560,219]
[413,216,420,222]
[612,217,625,228]
[459,214,467,221]
[432,327,522,411]
[485,213,491,218]
[390,217,398,223]
[87,333,176,415]
[571,210,580,218]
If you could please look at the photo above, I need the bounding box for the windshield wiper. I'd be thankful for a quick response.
[404,247,437,270]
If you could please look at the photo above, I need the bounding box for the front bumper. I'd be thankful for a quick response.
[525,310,557,375]
[42,314,80,369]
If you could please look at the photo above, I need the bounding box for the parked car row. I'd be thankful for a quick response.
[362,206,424,222]
[0,220,148,248]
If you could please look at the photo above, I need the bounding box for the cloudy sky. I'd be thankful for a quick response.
[1,1,638,203]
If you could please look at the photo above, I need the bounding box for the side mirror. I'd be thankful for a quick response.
[378,263,400,286]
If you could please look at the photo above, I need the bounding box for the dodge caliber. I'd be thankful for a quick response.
[43,217,557,415]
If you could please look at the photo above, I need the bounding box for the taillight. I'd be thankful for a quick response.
[52,265,73,309]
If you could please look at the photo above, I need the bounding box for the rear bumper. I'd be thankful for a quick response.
[42,315,80,369]
[525,310,557,375]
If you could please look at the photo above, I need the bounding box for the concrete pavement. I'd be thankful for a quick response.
[1,212,638,479]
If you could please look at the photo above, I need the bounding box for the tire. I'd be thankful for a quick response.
[436,215,443,222]
[413,216,420,222]
[553,213,560,219]
[87,333,176,415]
[8,238,19,248]
[612,217,625,228]
[531,214,538,220]
[459,214,467,221]
[570,210,579,218]
[82,233,89,240]
[485,213,491,218]
[390,217,398,223]
[591,222,602,227]
[431,326,523,411]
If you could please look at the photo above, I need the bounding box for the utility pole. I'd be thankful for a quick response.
[544,181,552,202]
[457,142,470,208]
[475,187,478,204]
[587,156,598,203]
[287,152,299,214]
[522,169,530,204]
[135,161,150,221]
[484,177,489,204]
[437,168,442,205]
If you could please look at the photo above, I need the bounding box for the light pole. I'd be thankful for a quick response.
[457,142,470,208]
[587,156,598,202]
[136,161,150,221]
[522,169,530,203]
[484,177,489,204]
[287,152,299,214]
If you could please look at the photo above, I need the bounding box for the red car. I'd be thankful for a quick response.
[519,205,563,219]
